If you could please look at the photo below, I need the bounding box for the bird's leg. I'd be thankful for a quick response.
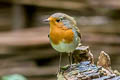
[70,52,73,65]
[68,52,72,71]
[58,53,62,73]
[68,53,71,66]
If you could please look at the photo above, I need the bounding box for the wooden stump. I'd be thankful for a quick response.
[57,46,120,80]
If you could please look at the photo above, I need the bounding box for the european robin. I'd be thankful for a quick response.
[44,13,81,72]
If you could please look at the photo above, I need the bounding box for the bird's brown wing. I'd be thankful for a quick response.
[48,33,49,38]
[75,26,81,39]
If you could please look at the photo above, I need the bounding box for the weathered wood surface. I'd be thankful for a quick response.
[57,46,120,80]
[1,0,120,10]
[0,66,57,76]
[0,0,88,11]
[0,27,49,47]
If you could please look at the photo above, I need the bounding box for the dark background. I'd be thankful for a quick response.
[0,0,120,80]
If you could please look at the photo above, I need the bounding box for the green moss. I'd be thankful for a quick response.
[1,74,27,80]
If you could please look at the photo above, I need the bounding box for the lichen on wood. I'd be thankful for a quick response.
[57,46,120,80]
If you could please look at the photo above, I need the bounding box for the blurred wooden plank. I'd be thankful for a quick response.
[0,26,49,47]
[12,4,26,30]
[0,26,120,47]
[112,65,120,71]
[0,48,57,61]
[1,0,120,10]
[86,44,120,55]
[0,0,87,11]
[0,4,12,30]
[82,33,120,45]
[88,0,120,9]
[0,61,36,68]
[0,26,119,54]
[0,66,57,76]
[80,25,120,34]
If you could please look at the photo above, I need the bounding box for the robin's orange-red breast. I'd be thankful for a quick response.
[44,13,81,72]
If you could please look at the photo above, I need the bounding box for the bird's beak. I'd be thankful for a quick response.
[43,18,49,22]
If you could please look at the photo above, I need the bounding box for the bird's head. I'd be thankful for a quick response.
[44,13,77,28]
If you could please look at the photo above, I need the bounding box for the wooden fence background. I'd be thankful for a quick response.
[0,0,120,80]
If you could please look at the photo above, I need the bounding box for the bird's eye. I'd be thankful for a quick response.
[56,19,60,22]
